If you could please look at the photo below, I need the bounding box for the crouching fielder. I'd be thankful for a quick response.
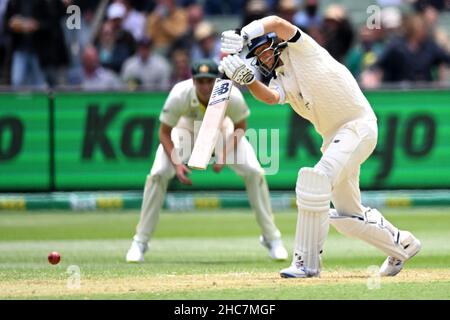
[220,16,421,278]
[126,59,288,263]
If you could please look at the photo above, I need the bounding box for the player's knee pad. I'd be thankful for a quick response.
[296,168,332,213]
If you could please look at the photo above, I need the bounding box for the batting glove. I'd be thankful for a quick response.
[220,55,256,86]
[221,20,265,54]
[221,30,245,54]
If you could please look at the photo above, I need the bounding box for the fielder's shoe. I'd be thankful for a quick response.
[379,231,422,277]
[126,240,148,263]
[259,236,288,261]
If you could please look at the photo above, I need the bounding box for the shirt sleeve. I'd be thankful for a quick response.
[226,88,250,124]
[285,27,323,57]
[159,87,184,127]
[269,77,286,104]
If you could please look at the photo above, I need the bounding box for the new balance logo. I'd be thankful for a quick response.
[212,82,230,96]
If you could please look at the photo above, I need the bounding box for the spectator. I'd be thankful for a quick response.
[321,4,355,63]
[97,2,136,73]
[39,0,70,87]
[421,4,450,52]
[146,0,188,56]
[0,0,9,84]
[242,0,269,27]
[80,46,122,90]
[294,0,322,31]
[412,0,450,11]
[191,21,221,64]
[421,5,450,82]
[204,0,245,15]
[121,37,171,90]
[116,0,146,41]
[170,47,191,85]
[64,4,94,56]
[4,0,47,88]
[381,6,403,41]
[276,0,299,24]
[186,3,204,34]
[97,22,116,70]
[345,26,385,80]
[362,14,450,87]
[169,3,204,54]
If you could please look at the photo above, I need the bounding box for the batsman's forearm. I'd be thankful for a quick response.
[248,80,279,105]
[256,16,297,41]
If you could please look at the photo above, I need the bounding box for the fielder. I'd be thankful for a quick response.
[220,16,421,278]
[126,59,288,262]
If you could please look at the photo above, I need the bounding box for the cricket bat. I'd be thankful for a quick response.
[188,76,233,170]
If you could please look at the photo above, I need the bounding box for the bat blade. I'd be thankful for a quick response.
[188,78,233,170]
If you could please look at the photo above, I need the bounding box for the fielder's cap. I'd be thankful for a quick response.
[246,32,278,59]
[191,59,219,79]
[107,2,126,20]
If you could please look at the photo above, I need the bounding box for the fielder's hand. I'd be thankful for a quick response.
[220,55,255,86]
[175,164,192,185]
[221,30,246,54]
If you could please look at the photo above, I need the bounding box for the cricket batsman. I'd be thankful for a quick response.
[219,16,421,278]
[126,59,288,262]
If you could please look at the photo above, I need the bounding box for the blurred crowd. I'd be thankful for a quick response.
[1,0,450,91]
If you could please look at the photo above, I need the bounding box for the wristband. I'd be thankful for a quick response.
[241,20,265,41]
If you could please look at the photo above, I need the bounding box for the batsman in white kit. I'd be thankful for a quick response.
[126,59,288,262]
[220,16,422,278]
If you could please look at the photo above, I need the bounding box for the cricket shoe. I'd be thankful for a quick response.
[279,254,319,278]
[259,236,288,261]
[379,231,422,277]
[126,240,148,263]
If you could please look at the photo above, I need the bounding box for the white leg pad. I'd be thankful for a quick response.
[329,208,409,260]
[294,168,332,275]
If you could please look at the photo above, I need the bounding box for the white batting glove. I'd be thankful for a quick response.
[220,55,255,86]
[221,20,265,54]
[221,30,245,54]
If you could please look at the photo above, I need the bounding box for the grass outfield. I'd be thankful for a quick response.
[0,208,449,299]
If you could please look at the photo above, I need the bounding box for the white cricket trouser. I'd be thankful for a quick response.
[311,118,409,260]
[316,118,378,215]
[134,127,281,244]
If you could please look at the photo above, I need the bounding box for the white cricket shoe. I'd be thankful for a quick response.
[280,264,311,278]
[126,240,148,263]
[280,252,320,278]
[379,231,422,277]
[259,236,288,261]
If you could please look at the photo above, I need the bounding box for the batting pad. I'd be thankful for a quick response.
[294,168,332,274]
[329,208,409,260]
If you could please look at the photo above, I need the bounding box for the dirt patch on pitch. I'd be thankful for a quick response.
[1,269,450,298]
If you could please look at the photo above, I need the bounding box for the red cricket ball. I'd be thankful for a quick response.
[48,251,61,265]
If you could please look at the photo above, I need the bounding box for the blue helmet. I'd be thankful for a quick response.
[246,32,279,59]
[245,32,287,77]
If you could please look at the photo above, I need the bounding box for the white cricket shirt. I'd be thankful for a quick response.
[269,28,377,140]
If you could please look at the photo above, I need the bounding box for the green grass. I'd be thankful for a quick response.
[0,208,449,299]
